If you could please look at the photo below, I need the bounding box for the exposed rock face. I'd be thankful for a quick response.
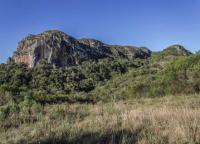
[12,30,152,68]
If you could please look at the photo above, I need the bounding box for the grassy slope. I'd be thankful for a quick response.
[0,94,200,144]
[91,54,200,101]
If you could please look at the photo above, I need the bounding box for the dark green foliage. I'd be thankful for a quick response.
[0,58,138,105]
[1,53,200,106]
[89,54,200,101]
[155,55,200,95]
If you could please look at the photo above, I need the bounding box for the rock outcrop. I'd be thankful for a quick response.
[12,30,152,68]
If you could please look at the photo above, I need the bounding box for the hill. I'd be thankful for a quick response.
[11,30,151,68]
[1,30,200,144]
[0,30,196,104]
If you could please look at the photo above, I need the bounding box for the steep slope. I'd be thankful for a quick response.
[12,30,151,68]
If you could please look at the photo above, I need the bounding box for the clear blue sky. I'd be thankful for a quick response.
[0,0,200,63]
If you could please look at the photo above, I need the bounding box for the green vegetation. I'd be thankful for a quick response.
[90,54,200,100]
[1,49,200,143]
[2,53,200,105]
[0,58,140,105]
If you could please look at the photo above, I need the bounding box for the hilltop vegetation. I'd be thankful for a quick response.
[93,54,200,100]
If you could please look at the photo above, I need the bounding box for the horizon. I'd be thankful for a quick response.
[0,0,200,63]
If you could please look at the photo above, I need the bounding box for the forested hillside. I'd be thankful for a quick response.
[1,45,199,107]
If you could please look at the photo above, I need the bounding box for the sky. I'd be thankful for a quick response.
[0,0,200,63]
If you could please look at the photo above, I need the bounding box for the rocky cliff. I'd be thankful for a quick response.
[12,30,152,68]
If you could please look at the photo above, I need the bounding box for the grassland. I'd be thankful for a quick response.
[1,94,200,144]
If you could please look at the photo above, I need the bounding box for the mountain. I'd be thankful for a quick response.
[11,30,151,68]
[1,30,200,144]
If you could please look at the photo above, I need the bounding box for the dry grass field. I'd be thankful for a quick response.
[1,94,200,144]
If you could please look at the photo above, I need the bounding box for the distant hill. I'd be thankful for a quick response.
[163,44,192,56]
[151,44,192,62]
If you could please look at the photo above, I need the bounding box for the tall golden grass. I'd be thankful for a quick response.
[0,95,200,144]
